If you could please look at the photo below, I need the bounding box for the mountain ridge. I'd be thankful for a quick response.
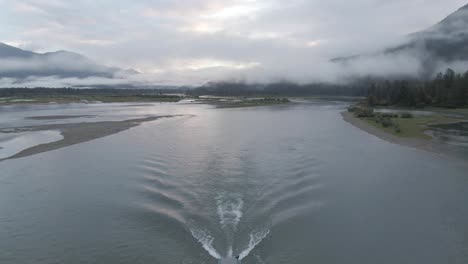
[332,3,468,77]
[0,43,139,78]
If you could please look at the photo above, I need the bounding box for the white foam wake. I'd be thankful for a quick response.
[189,229,222,259]
[238,229,270,260]
[216,194,244,230]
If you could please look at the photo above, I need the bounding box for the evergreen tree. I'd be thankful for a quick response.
[365,68,468,108]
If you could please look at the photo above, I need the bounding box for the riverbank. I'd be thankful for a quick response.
[0,115,177,161]
[342,112,442,153]
[26,115,96,120]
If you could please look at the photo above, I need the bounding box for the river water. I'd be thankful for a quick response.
[0,101,467,264]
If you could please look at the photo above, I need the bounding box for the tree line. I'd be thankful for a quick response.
[4,69,467,108]
[367,68,468,108]
[0,88,180,97]
[187,81,367,97]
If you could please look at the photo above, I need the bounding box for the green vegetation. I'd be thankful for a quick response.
[197,97,291,108]
[187,81,367,97]
[366,68,468,108]
[0,88,182,104]
[348,105,375,117]
[358,68,468,139]
[400,112,414,118]
[348,105,461,139]
[363,115,460,140]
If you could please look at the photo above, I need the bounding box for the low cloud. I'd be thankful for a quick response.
[0,0,467,86]
[0,57,107,75]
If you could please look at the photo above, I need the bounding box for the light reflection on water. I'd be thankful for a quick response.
[0,102,467,264]
[0,102,210,129]
[0,130,63,159]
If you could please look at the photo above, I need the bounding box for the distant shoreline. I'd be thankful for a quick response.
[26,115,96,120]
[0,115,178,162]
[341,112,440,154]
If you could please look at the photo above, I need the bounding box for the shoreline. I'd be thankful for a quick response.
[341,112,441,154]
[26,115,96,120]
[0,115,177,162]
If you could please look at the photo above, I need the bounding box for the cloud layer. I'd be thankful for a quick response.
[0,0,467,86]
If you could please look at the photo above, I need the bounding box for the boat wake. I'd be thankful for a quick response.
[189,193,270,261]
[238,228,270,260]
[189,228,222,260]
[216,193,244,231]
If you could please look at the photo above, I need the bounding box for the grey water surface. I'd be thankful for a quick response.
[1,101,467,264]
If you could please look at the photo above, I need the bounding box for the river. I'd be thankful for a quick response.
[0,101,467,264]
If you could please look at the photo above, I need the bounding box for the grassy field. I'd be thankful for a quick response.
[348,104,466,140]
[194,97,291,108]
[362,115,462,140]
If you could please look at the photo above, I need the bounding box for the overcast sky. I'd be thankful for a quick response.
[0,0,467,85]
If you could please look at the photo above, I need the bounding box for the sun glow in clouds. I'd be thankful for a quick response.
[306,39,328,47]
[202,4,259,20]
[180,23,224,34]
[180,1,269,34]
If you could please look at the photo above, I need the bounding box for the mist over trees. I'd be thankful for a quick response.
[367,68,468,108]
[188,68,468,109]
[2,68,467,110]
[187,82,367,97]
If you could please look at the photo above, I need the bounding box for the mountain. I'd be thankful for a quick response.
[0,43,37,58]
[0,43,139,78]
[389,3,468,61]
[332,4,468,76]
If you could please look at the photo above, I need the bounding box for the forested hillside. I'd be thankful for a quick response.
[366,68,468,108]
